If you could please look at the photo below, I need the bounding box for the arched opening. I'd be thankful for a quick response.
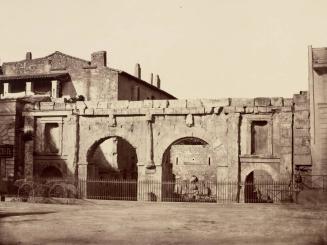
[86,136,138,200]
[244,170,274,203]
[87,136,138,180]
[161,137,216,202]
[162,137,209,181]
[41,166,63,179]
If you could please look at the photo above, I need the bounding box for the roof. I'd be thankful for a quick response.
[114,69,176,99]
[0,73,70,82]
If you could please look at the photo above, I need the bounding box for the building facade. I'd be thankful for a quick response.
[0,47,324,200]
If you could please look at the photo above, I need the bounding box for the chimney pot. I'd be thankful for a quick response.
[156,75,161,89]
[150,73,153,85]
[26,52,32,60]
[135,63,141,79]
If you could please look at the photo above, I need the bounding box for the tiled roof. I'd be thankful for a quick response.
[0,73,69,81]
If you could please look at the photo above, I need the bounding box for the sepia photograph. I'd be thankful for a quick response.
[0,0,326,244]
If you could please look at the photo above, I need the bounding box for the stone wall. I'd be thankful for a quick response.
[22,96,303,182]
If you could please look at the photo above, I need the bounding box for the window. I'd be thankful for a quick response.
[44,123,60,153]
[10,81,25,93]
[251,121,268,155]
[35,117,63,155]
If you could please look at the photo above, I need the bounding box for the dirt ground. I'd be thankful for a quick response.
[0,200,326,245]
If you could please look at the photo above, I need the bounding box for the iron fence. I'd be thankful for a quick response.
[79,178,293,203]
[243,181,293,203]
[6,177,295,203]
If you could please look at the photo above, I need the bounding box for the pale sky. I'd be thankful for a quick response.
[1,0,327,99]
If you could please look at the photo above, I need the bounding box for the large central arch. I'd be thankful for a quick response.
[86,136,138,180]
[85,136,138,200]
[161,137,209,181]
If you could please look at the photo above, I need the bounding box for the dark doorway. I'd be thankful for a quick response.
[41,166,63,179]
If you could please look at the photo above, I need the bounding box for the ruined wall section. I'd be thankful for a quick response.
[293,92,311,171]
[25,95,307,182]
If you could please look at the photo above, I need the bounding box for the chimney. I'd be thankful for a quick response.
[135,63,141,79]
[155,75,161,89]
[150,73,153,85]
[26,52,32,60]
[91,51,107,67]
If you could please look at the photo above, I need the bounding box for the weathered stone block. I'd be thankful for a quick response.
[204,107,214,114]
[235,106,245,113]
[128,108,141,115]
[281,107,292,112]
[54,102,66,110]
[65,103,75,110]
[83,101,97,109]
[149,108,164,115]
[294,137,310,146]
[294,146,311,154]
[187,99,203,108]
[294,103,309,111]
[143,100,153,108]
[245,107,254,113]
[280,137,292,146]
[294,111,310,125]
[94,108,110,115]
[293,94,308,104]
[202,99,230,107]
[187,107,205,114]
[97,102,108,109]
[280,146,292,154]
[84,108,94,115]
[271,97,283,107]
[283,98,293,107]
[76,101,87,111]
[153,100,168,108]
[230,98,254,107]
[168,99,187,108]
[40,102,54,110]
[129,101,143,109]
[254,97,270,107]
[257,107,268,113]
[294,154,312,165]
[294,128,310,137]
[109,100,129,109]
[223,106,235,114]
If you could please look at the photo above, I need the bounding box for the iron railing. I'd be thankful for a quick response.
[6,177,296,203]
[78,178,293,203]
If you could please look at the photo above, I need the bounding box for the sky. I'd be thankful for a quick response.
[1,0,327,99]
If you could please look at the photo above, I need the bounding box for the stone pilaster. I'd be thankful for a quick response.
[23,116,34,180]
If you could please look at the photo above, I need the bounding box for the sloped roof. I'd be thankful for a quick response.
[0,72,69,81]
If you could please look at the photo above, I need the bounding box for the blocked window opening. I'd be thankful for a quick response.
[10,81,25,93]
[33,80,51,95]
[251,121,269,155]
[44,123,60,154]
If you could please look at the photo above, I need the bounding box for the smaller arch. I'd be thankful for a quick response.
[41,166,63,179]
[244,170,275,203]
[241,164,279,183]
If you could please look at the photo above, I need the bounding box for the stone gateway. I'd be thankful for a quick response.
[0,46,325,201]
